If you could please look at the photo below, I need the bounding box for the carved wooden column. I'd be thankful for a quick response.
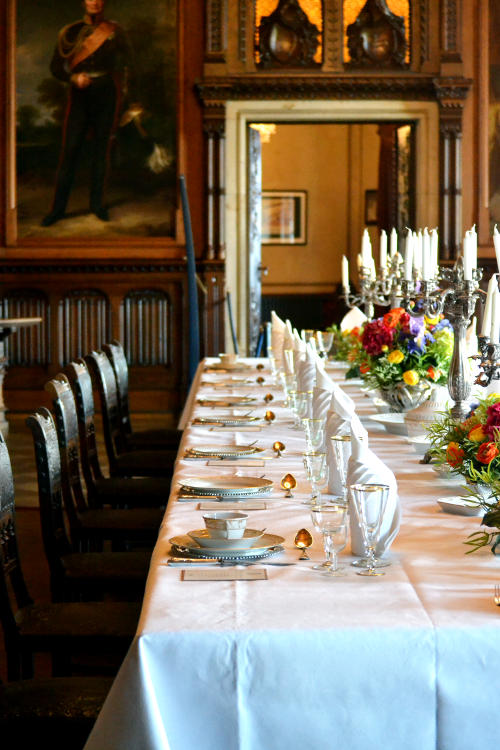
[203,106,226,261]
[435,79,470,260]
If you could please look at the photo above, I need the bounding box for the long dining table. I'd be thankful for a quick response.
[84,357,500,750]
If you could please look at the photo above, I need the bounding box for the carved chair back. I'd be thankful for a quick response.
[26,409,73,599]
[64,360,105,485]
[84,350,128,471]
[45,375,93,518]
[102,340,132,438]
[0,430,32,657]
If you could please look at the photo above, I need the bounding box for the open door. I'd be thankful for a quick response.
[247,125,263,356]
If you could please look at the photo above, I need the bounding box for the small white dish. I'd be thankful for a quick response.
[203,511,248,538]
[406,435,431,455]
[188,528,265,549]
[368,413,408,436]
[436,496,483,517]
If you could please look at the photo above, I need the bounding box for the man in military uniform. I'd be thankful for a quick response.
[42,0,137,226]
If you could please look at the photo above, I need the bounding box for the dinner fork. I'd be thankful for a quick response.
[494,584,500,606]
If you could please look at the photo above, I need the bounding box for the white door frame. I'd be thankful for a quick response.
[225,99,439,354]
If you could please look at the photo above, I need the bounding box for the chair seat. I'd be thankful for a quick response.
[112,449,177,478]
[15,601,140,643]
[61,549,151,585]
[124,427,182,451]
[77,507,163,535]
[92,475,169,508]
[0,676,113,749]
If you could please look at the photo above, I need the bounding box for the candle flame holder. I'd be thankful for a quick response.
[402,258,483,420]
[273,441,285,458]
[343,254,404,320]
[281,473,297,498]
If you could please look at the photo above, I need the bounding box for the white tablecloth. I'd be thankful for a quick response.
[85,359,500,750]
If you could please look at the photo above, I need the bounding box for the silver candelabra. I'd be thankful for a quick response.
[343,255,404,320]
[401,261,483,420]
[474,336,500,387]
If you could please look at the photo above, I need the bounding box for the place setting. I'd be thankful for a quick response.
[167,511,287,579]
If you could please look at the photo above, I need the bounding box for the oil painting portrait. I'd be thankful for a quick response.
[16,0,177,240]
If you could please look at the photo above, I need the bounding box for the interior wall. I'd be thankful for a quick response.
[261,123,379,295]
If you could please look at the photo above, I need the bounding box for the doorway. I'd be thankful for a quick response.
[225,99,439,354]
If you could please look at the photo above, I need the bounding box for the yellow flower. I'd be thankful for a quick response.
[424,314,440,326]
[381,345,389,352]
[387,349,404,364]
[403,369,419,386]
[468,425,487,442]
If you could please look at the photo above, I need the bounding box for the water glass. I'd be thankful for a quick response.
[268,350,278,383]
[303,417,326,451]
[350,483,389,577]
[310,504,348,575]
[281,373,296,406]
[303,451,327,502]
[283,348,295,375]
[294,391,310,429]
[330,435,352,505]
[316,331,334,359]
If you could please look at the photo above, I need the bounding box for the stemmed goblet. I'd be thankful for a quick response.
[303,450,327,504]
[316,331,334,359]
[303,417,326,452]
[350,483,389,577]
[330,434,352,506]
[310,504,348,575]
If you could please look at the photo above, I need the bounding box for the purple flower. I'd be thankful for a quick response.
[409,316,425,337]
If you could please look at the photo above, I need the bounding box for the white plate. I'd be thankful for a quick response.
[197,396,256,406]
[170,532,285,558]
[193,415,261,426]
[179,475,273,496]
[368,413,408,436]
[185,445,263,459]
[187,528,265,549]
[436,496,483,516]
[205,362,249,372]
[406,435,431,455]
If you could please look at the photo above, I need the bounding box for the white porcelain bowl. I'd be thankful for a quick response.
[203,511,248,539]
[218,353,238,367]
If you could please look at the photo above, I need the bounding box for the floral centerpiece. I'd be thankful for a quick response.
[346,307,454,411]
[427,394,500,554]
[327,324,364,363]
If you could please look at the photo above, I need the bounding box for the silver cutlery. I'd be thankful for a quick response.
[494,584,500,606]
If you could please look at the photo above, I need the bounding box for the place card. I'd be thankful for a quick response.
[206,459,266,467]
[181,568,267,581]
[198,501,268,511]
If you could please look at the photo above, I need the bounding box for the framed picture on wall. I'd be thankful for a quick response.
[261,190,307,245]
[10,0,178,247]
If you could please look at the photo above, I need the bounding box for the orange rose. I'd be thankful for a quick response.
[468,425,487,442]
[359,362,371,374]
[446,442,464,467]
[476,441,499,464]
[426,366,441,381]
[383,307,405,329]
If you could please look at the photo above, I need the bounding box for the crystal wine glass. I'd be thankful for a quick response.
[310,504,348,575]
[303,450,327,503]
[293,391,310,429]
[303,417,326,451]
[316,331,334,359]
[330,434,352,506]
[350,483,389,577]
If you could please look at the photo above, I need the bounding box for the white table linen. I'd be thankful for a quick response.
[85,358,500,750]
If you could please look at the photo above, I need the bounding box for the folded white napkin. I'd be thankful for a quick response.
[312,364,335,419]
[340,307,367,331]
[346,424,401,557]
[296,343,317,392]
[271,311,286,368]
[325,387,366,495]
[282,326,295,374]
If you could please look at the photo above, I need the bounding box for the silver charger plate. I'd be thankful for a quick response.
[170,533,285,559]
[185,444,264,459]
[193,415,261,426]
[197,397,256,406]
[179,476,273,496]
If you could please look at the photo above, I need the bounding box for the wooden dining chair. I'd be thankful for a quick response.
[0,675,113,749]
[0,428,140,680]
[103,339,182,451]
[45,374,164,550]
[26,409,151,603]
[83,352,178,478]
